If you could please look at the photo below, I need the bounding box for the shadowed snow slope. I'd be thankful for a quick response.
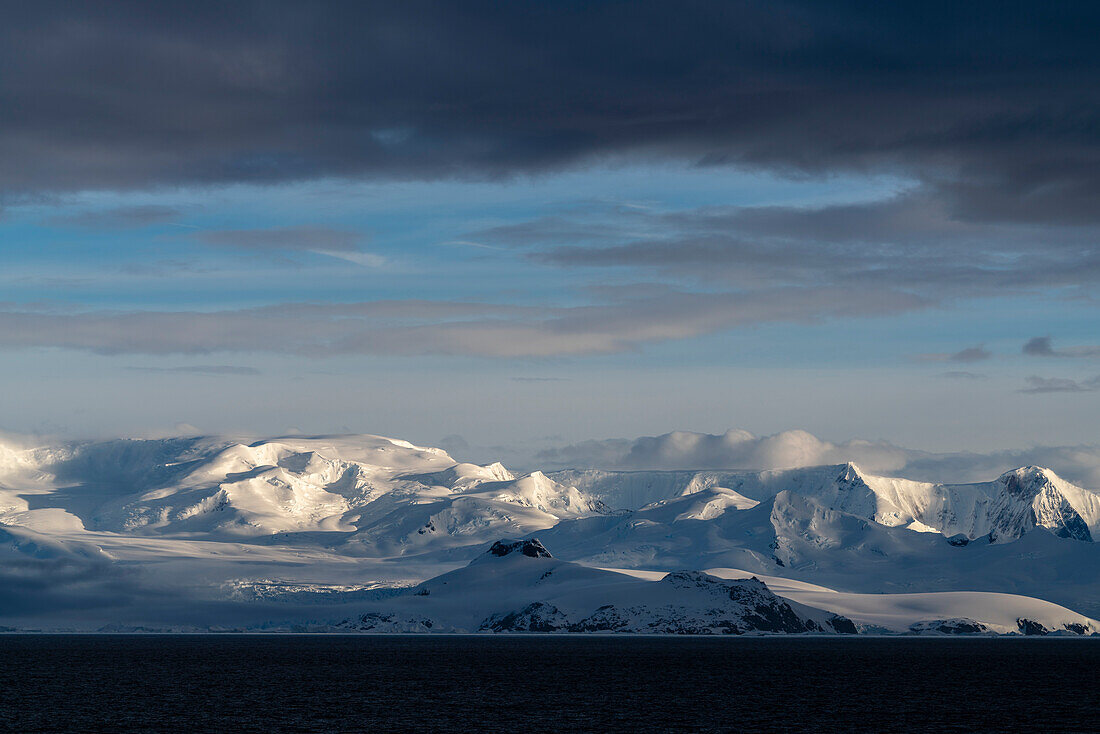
[334,539,858,634]
[0,434,1098,630]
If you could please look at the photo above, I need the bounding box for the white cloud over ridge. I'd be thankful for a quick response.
[536,428,1100,490]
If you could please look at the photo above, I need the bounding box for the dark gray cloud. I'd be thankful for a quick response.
[2,1,1099,229]
[0,529,153,621]
[0,555,140,618]
[917,346,992,364]
[1019,375,1100,394]
[950,347,993,363]
[126,365,261,376]
[1023,336,1100,358]
[1024,336,1057,356]
[478,194,1100,302]
[48,205,181,229]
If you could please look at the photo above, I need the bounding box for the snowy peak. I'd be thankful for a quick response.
[798,463,1099,544]
[997,466,1060,497]
[482,462,513,481]
[636,485,759,523]
[399,461,515,492]
[837,461,865,483]
[995,466,1099,542]
[479,471,606,518]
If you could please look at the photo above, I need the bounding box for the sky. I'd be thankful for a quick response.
[2,1,1100,465]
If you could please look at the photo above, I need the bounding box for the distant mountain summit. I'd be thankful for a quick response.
[548,461,1100,546]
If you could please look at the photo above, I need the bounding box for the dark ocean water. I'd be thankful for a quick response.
[0,636,1097,733]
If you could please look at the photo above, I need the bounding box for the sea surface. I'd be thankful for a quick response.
[0,635,1097,733]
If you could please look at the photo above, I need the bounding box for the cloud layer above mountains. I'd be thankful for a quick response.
[535,428,1100,490]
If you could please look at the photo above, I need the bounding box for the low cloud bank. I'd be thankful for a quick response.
[535,429,1100,490]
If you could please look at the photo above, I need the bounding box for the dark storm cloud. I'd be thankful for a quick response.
[2,1,1100,226]
[0,556,140,617]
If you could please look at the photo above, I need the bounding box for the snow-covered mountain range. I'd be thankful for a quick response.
[0,433,1097,634]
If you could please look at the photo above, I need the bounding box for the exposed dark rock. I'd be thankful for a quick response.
[910,618,989,635]
[481,602,568,632]
[487,538,554,559]
[336,612,436,632]
[1050,511,1093,542]
[568,605,631,633]
[828,615,858,634]
[349,612,395,630]
[1017,618,1050,636]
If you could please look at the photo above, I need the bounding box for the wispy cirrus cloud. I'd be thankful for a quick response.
[1019,375,1100,394]
[939,371,989,381]
[126,365,260,376]
[0,285,927,358]
[195,226,384,267]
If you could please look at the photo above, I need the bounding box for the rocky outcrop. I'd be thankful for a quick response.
[909,618,990,635]
[487,538,554,559]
